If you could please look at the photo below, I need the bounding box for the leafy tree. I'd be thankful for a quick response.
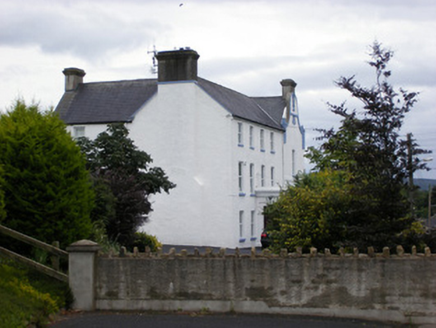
[304,41,430,250]
[78,123,175,246]
[264,170,353,252]
[0,100,93,248]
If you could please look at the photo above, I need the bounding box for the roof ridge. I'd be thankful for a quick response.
[82,78,157,86]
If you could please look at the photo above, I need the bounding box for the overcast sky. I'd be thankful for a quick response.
[1,0,435,178]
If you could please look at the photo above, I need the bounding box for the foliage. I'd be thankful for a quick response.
[264,170,353,252]
[77,123,175,247]
[130,231,162,253]
[0,259,71,327]
[414,186,436,220]
[0,100,93,249]
[303,41,430,250]
[0,166,6,222]
[89,219,121,254]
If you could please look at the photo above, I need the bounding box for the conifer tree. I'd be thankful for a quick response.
[0,100,93,248]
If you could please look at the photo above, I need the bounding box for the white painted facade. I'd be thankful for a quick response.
[66,79,304,248]
[61,50,304,248]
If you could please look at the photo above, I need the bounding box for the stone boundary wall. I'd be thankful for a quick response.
[68,243,436,325]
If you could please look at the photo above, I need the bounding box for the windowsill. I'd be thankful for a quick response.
[270,150,276,154]
[250,237,257,241]
[250,193,255,197]
[238,144,244,148]
[261,149,265,153]
[239,193,246,197]
[239,238,246,243]
[250,146,255,150]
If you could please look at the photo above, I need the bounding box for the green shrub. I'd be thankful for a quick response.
[0,100,94,250]
[0,260,69,327]
[130,231,162,252]
[264,170,353,252]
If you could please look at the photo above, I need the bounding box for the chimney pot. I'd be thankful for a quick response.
[63,68,86,91]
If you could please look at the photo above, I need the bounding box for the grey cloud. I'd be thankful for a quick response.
[0,4,163,60]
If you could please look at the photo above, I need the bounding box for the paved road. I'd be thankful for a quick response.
[49,312,411,328]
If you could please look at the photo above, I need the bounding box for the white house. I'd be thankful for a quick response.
[55,48,305,248]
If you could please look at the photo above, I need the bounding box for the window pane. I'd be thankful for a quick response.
[239,211,244,238]
[260,129,264,149]
[238,162,243,192]
[250,164,254,194]
[238,123,243,145]
[271,167,274,186]
[261,165,265,187]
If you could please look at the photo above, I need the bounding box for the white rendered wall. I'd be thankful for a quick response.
[131,81,235,247]
[66,83,305,249]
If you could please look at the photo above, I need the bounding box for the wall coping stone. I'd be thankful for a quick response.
[96,244,435,260]
[67,240,101,253]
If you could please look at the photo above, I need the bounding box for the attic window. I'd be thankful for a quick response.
[73,126,85,138]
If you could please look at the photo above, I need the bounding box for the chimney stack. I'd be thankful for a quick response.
[280,79,297,101]
[63,68,86,91]
[155,48,200,82]
[281,79,297,124]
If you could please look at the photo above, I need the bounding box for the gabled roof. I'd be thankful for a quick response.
[55,77,285,130]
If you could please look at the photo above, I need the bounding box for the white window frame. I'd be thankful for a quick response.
[238,161,244,193]
[260,129,265,151]
[250,210,255,238]
[270,132,275,153]
[271,166,275,186]
[73,126,85,138]
[261,165,265,187]
[249,164,254,195]
[239,210,244,239]
[249,126,254,149]
[238,122,243,146]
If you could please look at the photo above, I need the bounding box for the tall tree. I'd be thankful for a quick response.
[305,41,430,249]
[78,123,175,246]
[0,100,93,248]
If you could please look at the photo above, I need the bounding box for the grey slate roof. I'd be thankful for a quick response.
[56,79,157,124]
[55,77,285,130]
